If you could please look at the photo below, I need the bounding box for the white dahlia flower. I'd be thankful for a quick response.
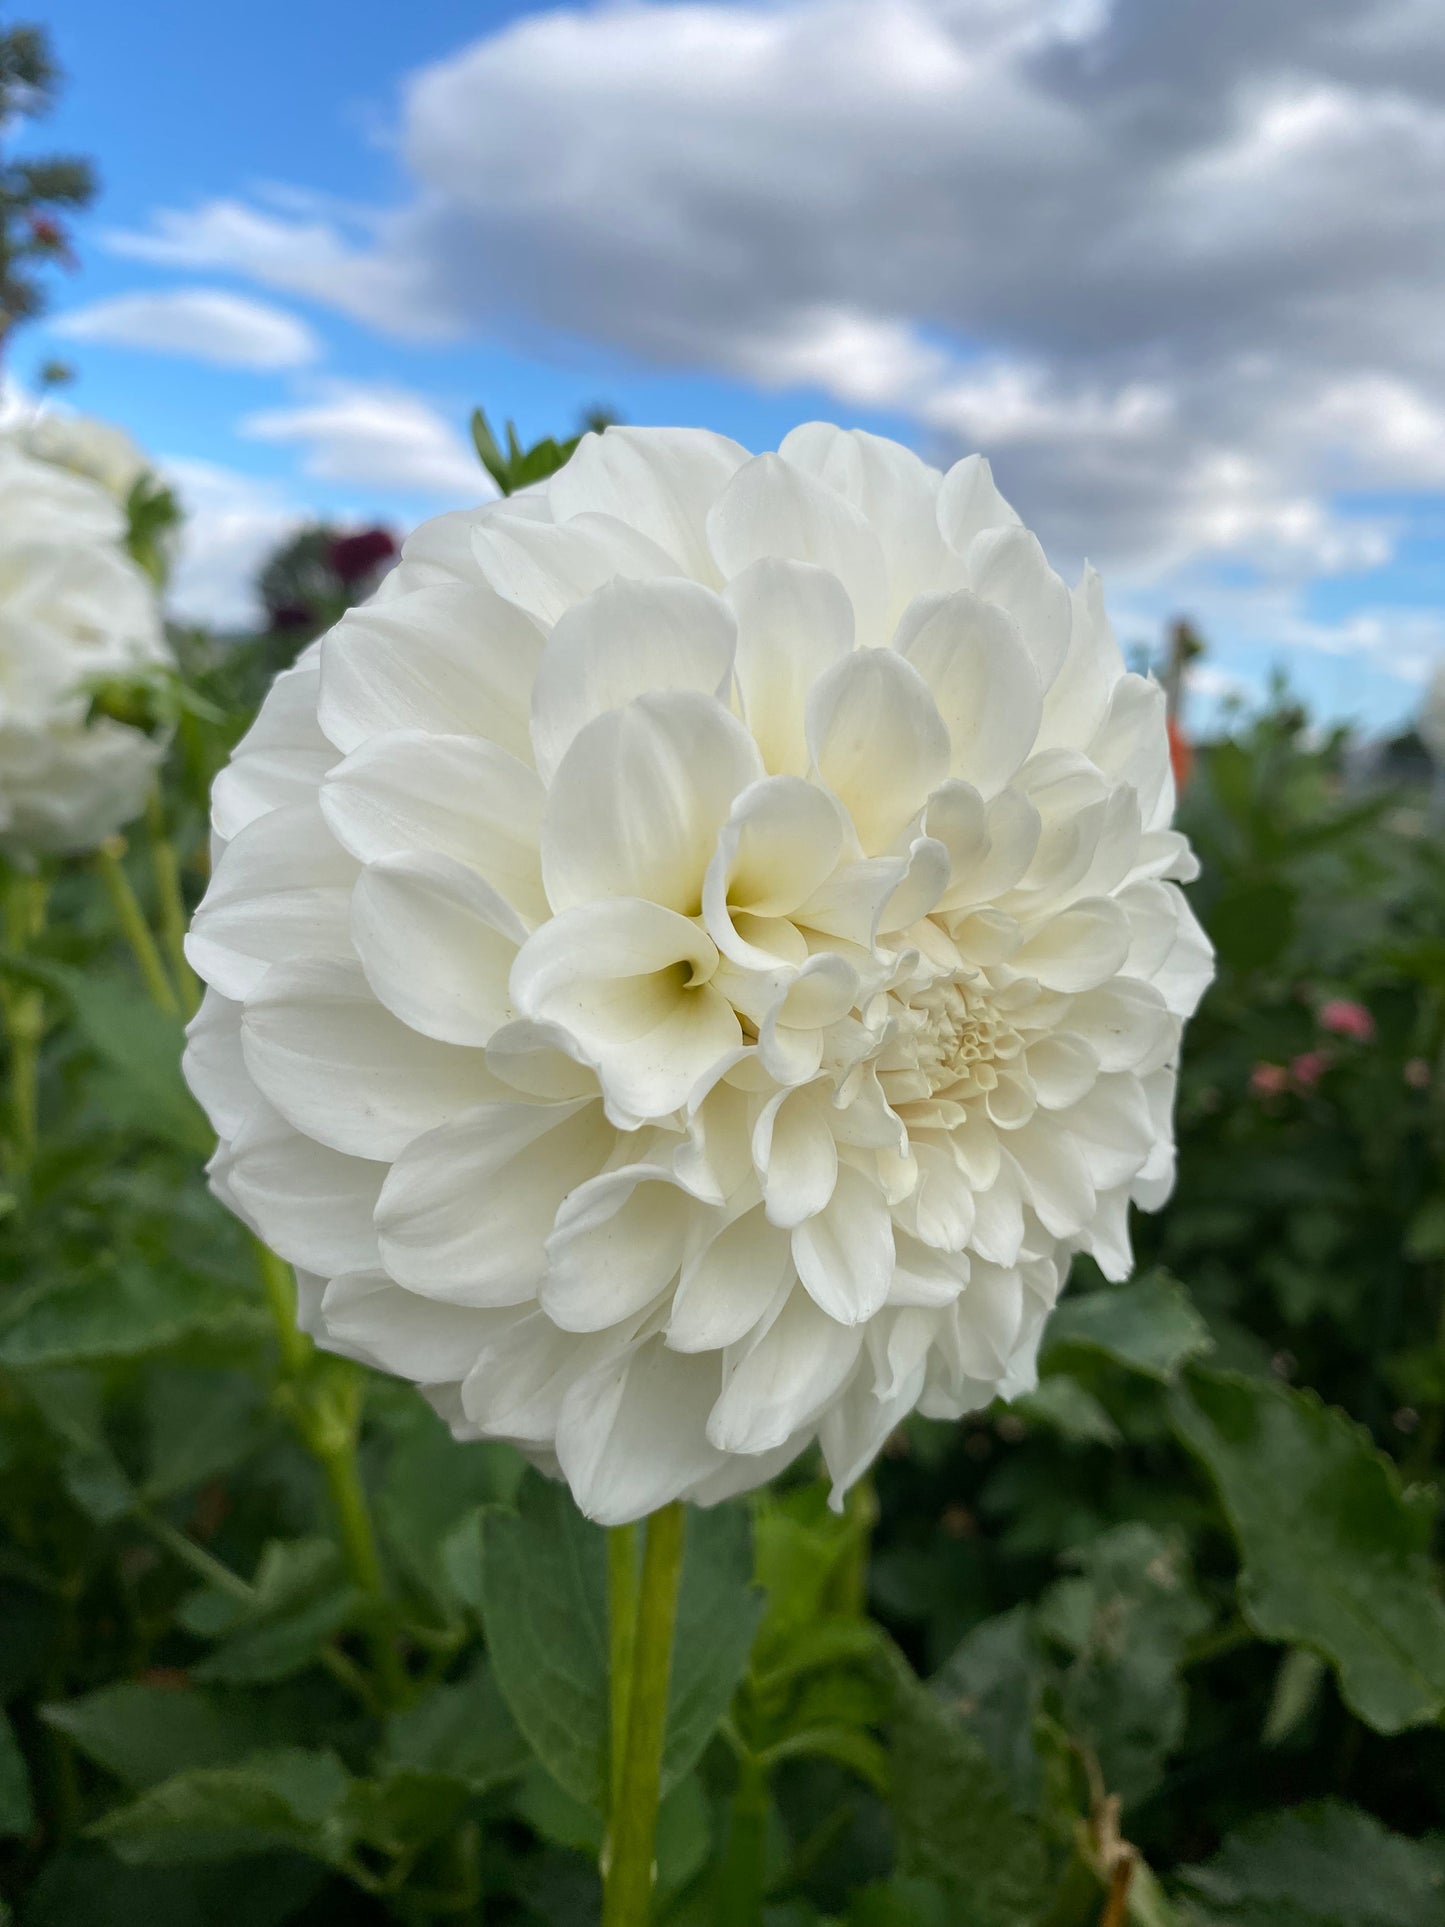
[0,440,172,855]
[17,409,151,505]
[185,425,1212,1523]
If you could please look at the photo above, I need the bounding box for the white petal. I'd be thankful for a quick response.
[896,589,1043,797]
[471,507,680,626]
[780,423,954,622]
[241,956,496,1159]
[510,899,741,1124]
[557,1342,725,1524]
[322,732,547,926]
[936,452,1020,553]
[530,576,737,783]
[375,1098,611,1304]
[702,775,848,967]
[318,582,543,764]
[548,426,748,576]
[791,1163,895,1324]
[187,801,355,1004]
[542,691,763,916]
[727,558,855,776]
[1034,565,1125,754]
[707,453,888,649]
[542,1165,695,1332]
[889,1230,968,1309]
[668,1205,794,1353]
[966,526,1071,685]
[1012,898,1131,992]
[182,988,253,1139]
[928,782,1041,913]
[351,851,526,1048]
[212,654,332,841]
[806,649,950,855]
[1064,978,1175,1074]
[1025,1033,1101,1109]
[485,1017,600,1101]
[708,1288,863,1455]
[222,1103,384,1277]
[754,1084,839,1229]
[1089,674,1173,832]
[1005,1121,1096,1238]
[320,1271,492,1383]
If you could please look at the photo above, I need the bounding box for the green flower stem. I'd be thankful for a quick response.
[608,1522,640,1813]
[253,1237,408,1706]
[715,1749,770,1927]
[1,869,50,1179]
[602,1501,686,1927]
[94,835,179,1014]
[145,787,200,1016]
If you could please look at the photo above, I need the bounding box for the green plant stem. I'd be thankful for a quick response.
[132,1503,377,1710]
[715,1750,769,1927]
[608,1523,640,1814]
[1,869,50,1178]
[602,1501,686,1927]
[94,835,179,1013]
[253,1236,408,1706]
[253,1236,312,1378]
[145,786,200,1015]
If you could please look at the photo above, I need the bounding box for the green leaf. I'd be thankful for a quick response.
[1176,1801,1445,1926]
[931,1607,1046,1813]
[42,1681,278,1790]
[180,1538,361,1684]
[848,1879,952,1927]
[887,1658,1058,1926]
[1037,1524,1209,1806]
[379,1411,523,1611]
[91,1747,357,1869]
[142,1368,267,1500]
[1170,1369,1445,1732]
[0,1259,255,1369]
[478,1471,610,1808]
[383,1660,531,1794]
[20,1847,326,1927]
[1043,1275,1213,1383]
[2,956,211,1155]
[0,1706,34,1837]
[664,1502,763,1796]
[20,1368,134,1521]
[1012,1374,1122,1446]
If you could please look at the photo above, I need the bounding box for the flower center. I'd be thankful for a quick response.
[877,973,1023,1113]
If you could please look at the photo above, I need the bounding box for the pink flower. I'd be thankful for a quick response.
[1318,999,1375,1043]
[1291,1051,1331,1091]
[1405,1058,1432,1090]
[1250,1062,1290,1098]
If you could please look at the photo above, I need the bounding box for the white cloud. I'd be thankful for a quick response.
[162,458,306,629]
[107,0,1445,599]
[53,288,322,370]
[241,381,492,498]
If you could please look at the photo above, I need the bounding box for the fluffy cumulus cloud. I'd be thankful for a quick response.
[241,381,493,499]
[109,0,1445,679]
[53,288,321,370]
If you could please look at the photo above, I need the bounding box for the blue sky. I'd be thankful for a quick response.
[17,0,1445,733]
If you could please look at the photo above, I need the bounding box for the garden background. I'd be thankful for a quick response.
[5,8,1445,1925]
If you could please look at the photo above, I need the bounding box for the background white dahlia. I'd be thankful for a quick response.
[0,436,172,856]
[185,424,1213,1524]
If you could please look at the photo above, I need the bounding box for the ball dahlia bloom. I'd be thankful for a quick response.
[185,425,1212,1523]
[0,439,172,855]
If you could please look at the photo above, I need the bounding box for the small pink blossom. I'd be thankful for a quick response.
[1291,1050,1331,1091]
[1405,1058,1432,1090]
[1250,1062,1290,1098]
[1318,998,1375,1042]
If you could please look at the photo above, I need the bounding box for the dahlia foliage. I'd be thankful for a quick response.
[186,425,1212,1523]
[0,424,171,855]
